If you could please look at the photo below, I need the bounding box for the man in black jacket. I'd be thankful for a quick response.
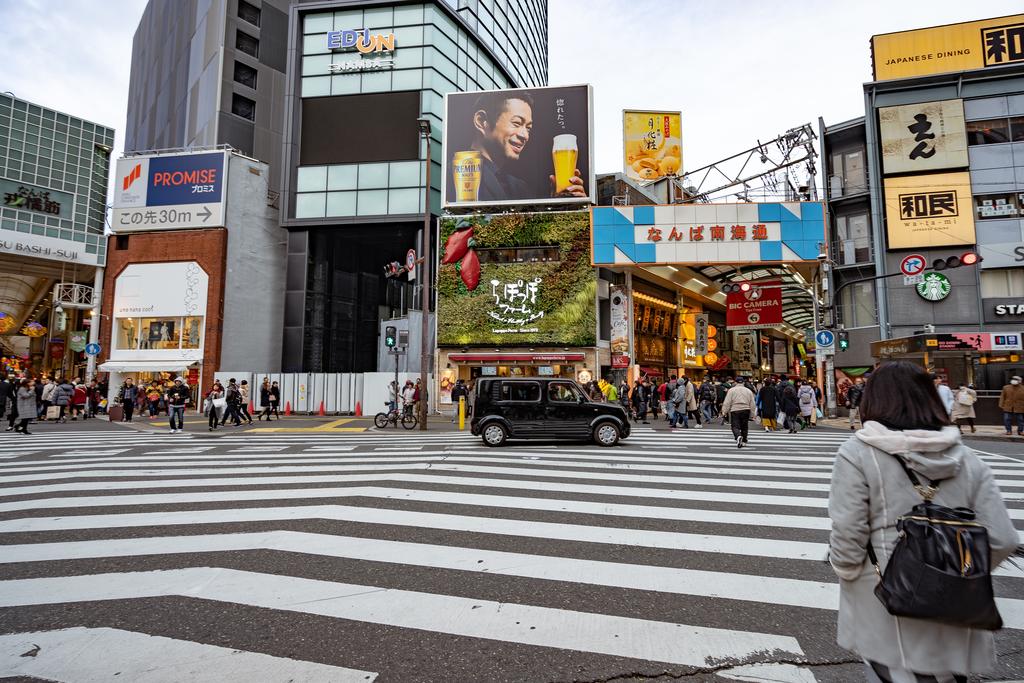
[450,379,469,423]
[166,377,191,434]
[221,378,242,427]
[846,377,864,431]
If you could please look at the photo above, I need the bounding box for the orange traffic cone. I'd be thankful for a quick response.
[284,401,291,416]
[355,401,362,416]
[248,400,254,414]
[318,401,325,416]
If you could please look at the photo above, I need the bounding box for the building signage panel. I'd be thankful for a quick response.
[112,261,209,319]
[609,285,630,358]
[0,229,101,266]
[592,202,826,266]
[324,28,396,73]
[112,151,228,232]
[694,314,709,356]
[883,172,975,249]
[726,281,782,331]
[879,99,967,175]
[978,241,1024,269]
[437,211,596,347]
[622,110,682,182]
[872,14,1024,80]
[984,298,1024,323]
[442,85,595,208]
[0,178,75,220]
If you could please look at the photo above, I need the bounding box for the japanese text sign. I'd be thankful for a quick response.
[883,171,976,249]
[623,110,682,182]
[726,282,783,331]
[112,151,229,233]
[872,14,1024,81]
[879,99,967,175]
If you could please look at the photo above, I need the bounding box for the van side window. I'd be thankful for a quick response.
[548,382,583,402]
[500,382,541,402]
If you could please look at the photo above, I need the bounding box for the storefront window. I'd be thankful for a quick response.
[839,282,877,328]
[182,317,203,349]
[966,118,1011,145]
[115,318,138,350]
[974,193,1022,220]
[138,318,180,350]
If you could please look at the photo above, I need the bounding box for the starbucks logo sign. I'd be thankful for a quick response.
[916,272,951,301]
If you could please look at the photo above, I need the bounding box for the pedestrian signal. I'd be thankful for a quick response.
[838,328,849,351]
[384,326,397,348]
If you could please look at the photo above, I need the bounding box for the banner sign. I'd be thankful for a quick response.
[879,99,968,175]
[443,85,594,208]
[592,202,826,265]
[883,171,976,249]
[112,151,228,232]
[726,281,783,330]
[872,14,1024,81]
[623,110,682,182]
[609,285,630,362]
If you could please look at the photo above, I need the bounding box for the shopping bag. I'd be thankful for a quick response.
[816,407,823,419]
[46,406,60,419]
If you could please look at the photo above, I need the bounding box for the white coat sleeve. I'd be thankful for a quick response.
[971,458,1020,568]
[828,446,872,581]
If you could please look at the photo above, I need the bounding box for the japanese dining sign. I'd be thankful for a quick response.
[726,281,783,331]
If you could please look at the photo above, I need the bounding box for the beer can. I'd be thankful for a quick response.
[452,150,482,202]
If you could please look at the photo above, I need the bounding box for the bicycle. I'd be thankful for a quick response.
[374,402,417,429]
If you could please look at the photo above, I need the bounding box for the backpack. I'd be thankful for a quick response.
[957,389,975,406]
[865,452,1002,630]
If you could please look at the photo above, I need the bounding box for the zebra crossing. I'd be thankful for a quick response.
[0,426,1022,681]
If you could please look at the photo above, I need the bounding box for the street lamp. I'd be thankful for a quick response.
[417,116,432,431]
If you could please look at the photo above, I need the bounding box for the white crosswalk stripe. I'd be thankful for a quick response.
[1,426,1021,681]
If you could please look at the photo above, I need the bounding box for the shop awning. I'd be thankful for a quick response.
[98,361,198,373]
[448,352,586,363]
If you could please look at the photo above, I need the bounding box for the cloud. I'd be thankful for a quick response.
[550,0,1024,193]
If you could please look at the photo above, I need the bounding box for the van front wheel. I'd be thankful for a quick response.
[594,422,620,447]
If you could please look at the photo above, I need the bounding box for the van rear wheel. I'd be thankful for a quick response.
[594,422,620,447]
[482,423,508,447]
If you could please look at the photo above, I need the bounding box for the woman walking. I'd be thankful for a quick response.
[258,378,272,421]
[205,381,225,431]
[797,380,816,429]
[950,382,977,434]
[14,379,36,434]
[757,379,778,432]
[269,380,281,419]
[55,378,75,423]
[782,382,801,433]
[239,380,254,424]
[828,361,1017,683]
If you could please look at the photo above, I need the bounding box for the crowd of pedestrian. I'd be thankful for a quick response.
[0,375,107,434]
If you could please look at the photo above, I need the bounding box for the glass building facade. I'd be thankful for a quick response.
[0,94,112,263]
[281,0,548,372]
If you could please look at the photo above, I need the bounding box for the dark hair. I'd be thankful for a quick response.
[860,361,950,431]
[472,90,535,127]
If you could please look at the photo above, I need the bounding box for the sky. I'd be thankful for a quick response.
[1,0,1022,200]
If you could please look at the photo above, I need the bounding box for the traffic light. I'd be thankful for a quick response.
[837,328,849,352]
[721,282,752,294]
[384,325,397,348]
[931,251,982,271]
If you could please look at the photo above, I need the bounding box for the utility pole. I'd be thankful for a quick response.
[417,117,432,431]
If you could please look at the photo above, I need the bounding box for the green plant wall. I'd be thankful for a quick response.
[438,211,597,347]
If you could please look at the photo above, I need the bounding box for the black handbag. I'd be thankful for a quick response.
[866,452,1002,630]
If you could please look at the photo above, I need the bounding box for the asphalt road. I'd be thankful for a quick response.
[0,419,1021,682]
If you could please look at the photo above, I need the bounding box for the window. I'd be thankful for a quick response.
[975,192,1022,220]
[231,93,256,121]
[237,0,261,27]
[499,381,540,402]
[182,317,203,349]
[834,213,871,265]
[233,61,258,89]
[839,281,877,328]
[236,31,259,58]
[476,246,560,264]
[115,235,129,250]
[139,318,181,350]
[966,118,1011,145]
[115,318,138,350]
[831,149,865,196]
[1013,117,1024,143]
[547,381,583,403]
[981,270,1024,298]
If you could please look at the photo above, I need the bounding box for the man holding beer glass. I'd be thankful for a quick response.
[456,91,587,202]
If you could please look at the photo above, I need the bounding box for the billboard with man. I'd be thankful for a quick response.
[443,85,594,208]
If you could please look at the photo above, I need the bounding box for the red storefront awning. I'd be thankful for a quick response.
[448,352,586,363]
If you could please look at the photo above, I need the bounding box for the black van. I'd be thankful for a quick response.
[469,377,630,447]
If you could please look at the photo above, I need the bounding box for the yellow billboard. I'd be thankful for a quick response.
[872,14,1024,80]
[884,172,976,249]
[623,110,682,182]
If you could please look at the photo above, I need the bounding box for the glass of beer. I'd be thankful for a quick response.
[552,134,578,193]
[452,150,482,202]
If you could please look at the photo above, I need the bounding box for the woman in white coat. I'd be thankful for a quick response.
[828,361,1017,683]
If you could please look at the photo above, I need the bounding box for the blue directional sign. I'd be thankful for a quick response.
[84,342,101,356]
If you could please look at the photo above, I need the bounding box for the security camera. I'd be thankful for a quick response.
[817,252,828,261]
